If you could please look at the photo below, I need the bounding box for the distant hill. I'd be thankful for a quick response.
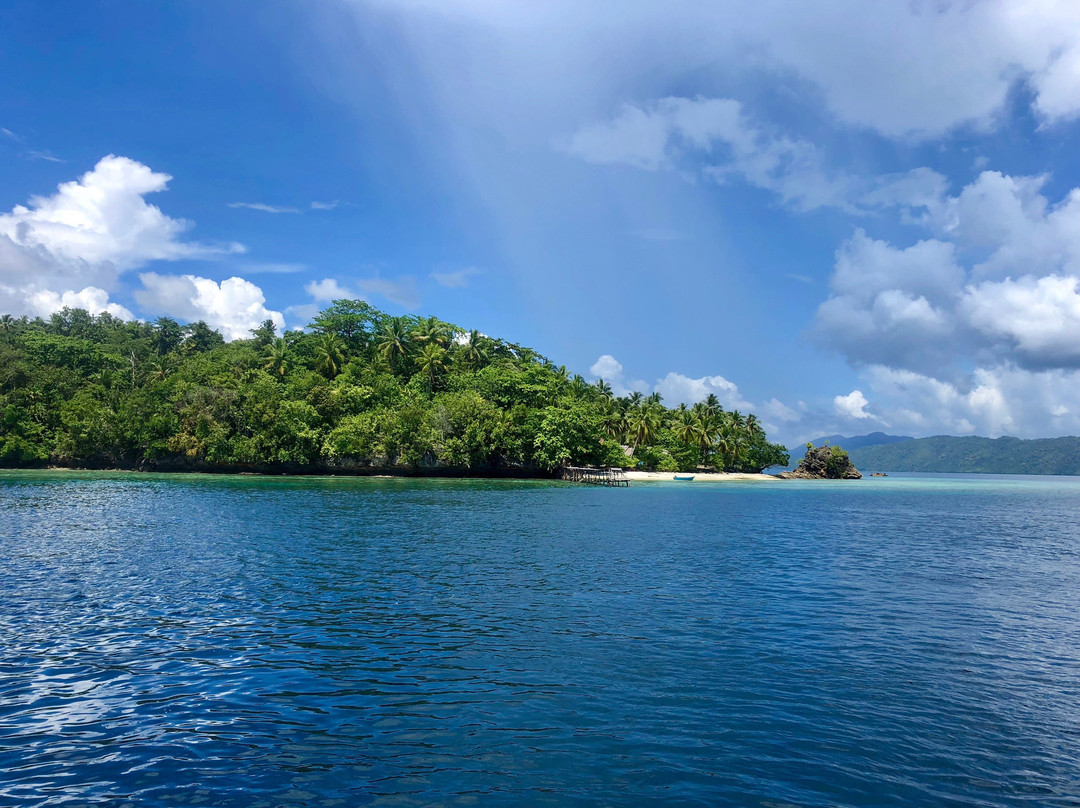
[848,435,1080,475]
[811,432,914,451]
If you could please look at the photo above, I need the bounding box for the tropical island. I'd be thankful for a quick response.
[0,301,789,476]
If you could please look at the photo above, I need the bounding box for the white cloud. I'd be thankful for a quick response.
[0,155,241,270]
[589,354,623,380]
[366,0,1080,139]
[227,202,301,214]
[430,266,481,288]
[25,286,134,320]
[565,97,855,212]
[815,170,1080,377]
[310,200,340,211]
[0,156,245,321]
[834,389,871,420]
[25,150,64,163]
[654,371,753,411]
[135,273,284,341]
[961,275,1080,368]
[305,278,356,302]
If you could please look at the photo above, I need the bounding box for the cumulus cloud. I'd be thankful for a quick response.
[834,390,871,420]
[1,155,241,269]
[814,169,1080,377]
[0,155,246,323]
[135,273,284,341]
[305,278,356,302]
[587,354,647,397]
[25,286,133,320]
[589,354,623,380]
[654,371,753,411]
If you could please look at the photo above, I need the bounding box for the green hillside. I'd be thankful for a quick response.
[0,302,788,475]
[848,435,1080,475]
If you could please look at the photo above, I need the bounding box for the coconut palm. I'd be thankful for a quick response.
[460,329,489,368]
[147,355,175,383]
[595,378,612,399]
[412,316,451,349]
[568,374,590,399]
[672,409,697,447]
[703,393,721,417]
[263,337,289,379]
[627,405,662,450]
[745,413,762,439]
[693,411,717,466]
[316,334,345,379]
[416,342,448,388]
[376,317,411,371]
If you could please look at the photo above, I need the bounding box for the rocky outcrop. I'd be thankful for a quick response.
[777,444,862,480]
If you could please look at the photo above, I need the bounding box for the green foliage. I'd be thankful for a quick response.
[825,445,851,477]
[0,300,785,475]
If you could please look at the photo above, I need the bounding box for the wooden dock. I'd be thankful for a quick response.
[561,466,630,486]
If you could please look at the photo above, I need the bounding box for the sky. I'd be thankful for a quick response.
[4,0,1080,446]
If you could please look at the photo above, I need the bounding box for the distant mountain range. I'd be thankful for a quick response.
[845,435,1080,476]
[810,431,914,451]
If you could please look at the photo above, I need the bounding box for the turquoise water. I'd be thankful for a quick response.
[2,471,1080,807]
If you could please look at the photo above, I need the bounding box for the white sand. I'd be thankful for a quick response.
[623,470,781,483]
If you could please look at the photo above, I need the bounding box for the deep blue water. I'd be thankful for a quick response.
[2,471,1080,807]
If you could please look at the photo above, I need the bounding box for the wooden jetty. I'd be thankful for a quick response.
[561,466,630,487]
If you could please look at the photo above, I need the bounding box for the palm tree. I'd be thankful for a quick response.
[568,374,589,399]
[263,337,288,379]
[627,405,661,450]
[713,433,733,470]
[460,329,488,368]
[693,411,717,466]
[627,391,644,409]
[595,379,612,399]
[412,316,450,349]
[416,342,448,388]
[316,334,345,379]
[146,355,175,383]
[745,413,762,440]
[376,317,411,371]
[703,393,721,417]
[672,409,697,447]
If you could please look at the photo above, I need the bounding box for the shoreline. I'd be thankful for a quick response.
[3,465,784,483]
[624,470,781,483]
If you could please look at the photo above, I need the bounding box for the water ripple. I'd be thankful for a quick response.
[2,472,1080,806]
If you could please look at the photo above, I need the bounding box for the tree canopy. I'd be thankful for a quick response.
[0,301,788,475]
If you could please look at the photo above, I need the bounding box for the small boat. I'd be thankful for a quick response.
[673,475,695,481]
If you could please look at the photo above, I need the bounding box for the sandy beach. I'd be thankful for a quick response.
[624,470,782,483]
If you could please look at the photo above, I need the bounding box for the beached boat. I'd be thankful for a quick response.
[673,475,695,481]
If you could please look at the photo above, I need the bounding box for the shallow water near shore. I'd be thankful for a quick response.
[2,470,1080,807]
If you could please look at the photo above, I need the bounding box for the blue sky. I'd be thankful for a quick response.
[5,1,1080,446]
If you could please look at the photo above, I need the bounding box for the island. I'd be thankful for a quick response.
[777,443,862,479]
[0,301,790,478]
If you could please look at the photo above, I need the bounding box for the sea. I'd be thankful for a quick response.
[1,470,1079,807]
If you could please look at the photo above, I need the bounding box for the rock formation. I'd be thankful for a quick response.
[777,444,862,480]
